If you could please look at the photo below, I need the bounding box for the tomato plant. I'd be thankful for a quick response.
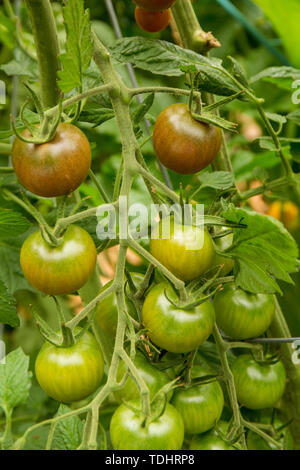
[135,8,171,33]
[20,225,97,295]
[153,104,222,174]
[214,283,275,339]
[171,366,224,434]
[142,282,215,353]
[35,330,104,403]
[133,0,176,11]
[110,401,184,450]
[12,123,91,198]
[150,216,215,281]
[232,355,286,410]
[189,421,237,450]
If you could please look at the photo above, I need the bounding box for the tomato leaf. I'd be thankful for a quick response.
[250,66,300,90]
[223,206,299,294]
[52,404,84,450]
[58,0,92,93]
[110,37,242,96]
[197,171,235,190]
[0,210,30,239]
[0,348,32,414]
[0,279,19,327]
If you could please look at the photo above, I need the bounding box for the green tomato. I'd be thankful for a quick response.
[214,283,275,340]
[142,282,215,353]
[232,354,286,410]
[20,225,97,295]
[171,365,224,434]
[189,421,236,450]
[95,273,143,336]
[35,330,104,403]
[150,217,215,281]
[114,353,171,403]
[110,401,184,450]
[212,228,234,276]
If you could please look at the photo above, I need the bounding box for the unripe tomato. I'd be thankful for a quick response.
[135,7,171,33]
[133,0,176,12]
[142,282,215,353]
[21,225,97,295]
[12,123,91,197]
[211,227,234,276]
[110,400,184,450]
[189,421,236,450]
[35,330,104,403]
[150,217,215,281]
[95,273,143,336]
[114,352,170,403]
[267,201,299,232]
[171,366,224,434]
[153,104,222,174]
[232,355,286,410]
[214,284,275,340]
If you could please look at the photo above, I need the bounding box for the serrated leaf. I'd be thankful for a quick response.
[265,112,287,125]
[0,48,37,78]
[222,206,299,294]
[197,171,235,190]
[58,0,92,92]
[110,37,241,96]
[250,66,300,90]
[0,348,32,414]
[0,245,33,294]
[0,210,30,239]
[52,405,84,450]
[0,280,19,327]
[78,107,115,127]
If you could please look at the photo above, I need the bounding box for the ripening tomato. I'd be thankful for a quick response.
[20,225,97,295]
[214,283,275,340]
[95,273,143,336]
[135,7,171,33]
[133,0,176,11]
[267,201,299,232]
[189,421,237,450]
[142,282,215,353]
[211,227,234,276]
[12,123,91,197]
[110,400,184,450]
[171,366,224,434]
[150,217,215,281]
[153,104,222,174]
[114,352,171,403]
[232,355,286,410]
[35,330,104,403]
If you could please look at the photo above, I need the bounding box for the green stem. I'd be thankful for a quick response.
[25,0,61,108]
[0,144,12,156]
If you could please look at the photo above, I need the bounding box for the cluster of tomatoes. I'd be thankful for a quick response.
[134,0,177,34]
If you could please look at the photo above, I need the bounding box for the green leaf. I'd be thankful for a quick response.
[252,0,300,68]
[250,66,300,90]
[287,110,300,126]
[110,37,241,96]
[58,0,93,93]
[265,112,287,125]
[52,405,84,450]
[78,106,115,127]
[223,206,299,294]
[0,348,32,414]
[0,48,37,78]
[132,93,154,126]
[0,280,18,327]
[0,10,16,49]
[223,56,249,88]
[0,244,32,294]
[197,171,235,190]
[0,210,30,239]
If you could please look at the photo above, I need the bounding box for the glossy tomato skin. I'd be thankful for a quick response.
[150,217,215,281]
[110,400,184,450]
[135,7,171,33]
[142,283,215,353]
[153,104,222,175]
[95,273,143,336]
[114,352,171,403]
[189,421,236,450]
[12,123,91,197]
[212,228,234,276]
[35,331,104,403]
[232,355,286,410]
[172,366,224,434]
[133,0,176,11]
[214,283,275,340]
[21,225,97,295]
